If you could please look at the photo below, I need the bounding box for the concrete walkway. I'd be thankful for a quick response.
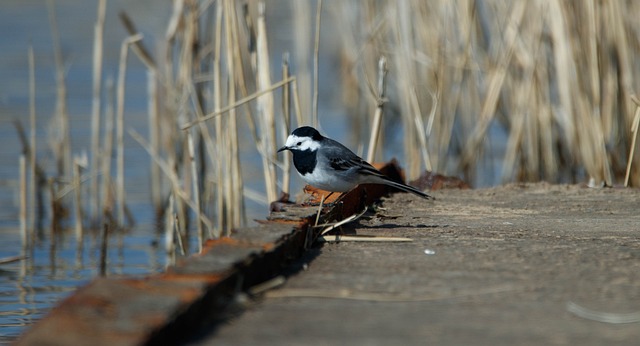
[192,184,640,345]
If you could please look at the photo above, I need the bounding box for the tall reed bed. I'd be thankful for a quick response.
[332,1,640,187]
[17,0,640,260]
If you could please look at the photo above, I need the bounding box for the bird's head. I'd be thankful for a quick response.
[278,126,323,153]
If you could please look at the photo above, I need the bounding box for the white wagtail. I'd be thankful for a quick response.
[278,126,433,199]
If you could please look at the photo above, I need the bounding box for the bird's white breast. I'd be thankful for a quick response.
[299,167,356,192]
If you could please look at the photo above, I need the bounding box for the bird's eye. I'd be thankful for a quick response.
[296,142,302,146]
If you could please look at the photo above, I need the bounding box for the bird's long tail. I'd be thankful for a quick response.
[382,179,434,200]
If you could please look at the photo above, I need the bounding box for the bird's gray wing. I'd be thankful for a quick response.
[321,139,386,178]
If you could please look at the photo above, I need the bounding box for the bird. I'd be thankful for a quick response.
[277,126,433,200]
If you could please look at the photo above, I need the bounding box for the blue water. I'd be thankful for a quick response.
[0,1,203,342]
[0,229,173,343]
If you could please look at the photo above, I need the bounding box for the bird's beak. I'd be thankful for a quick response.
[277,146,288,153]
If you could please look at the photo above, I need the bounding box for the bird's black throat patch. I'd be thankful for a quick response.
[291,149,317,175]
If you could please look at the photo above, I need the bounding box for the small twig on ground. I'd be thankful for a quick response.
[567,301,640,324]
[314,194,325,227]
[319,207,368,236]
[248,276,287,296]
[265,285,519,302]
[317,235,412,243]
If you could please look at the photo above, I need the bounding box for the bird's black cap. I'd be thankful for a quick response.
[291,126,324,141]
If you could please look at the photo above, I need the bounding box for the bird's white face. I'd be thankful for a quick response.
[283,134,321,152]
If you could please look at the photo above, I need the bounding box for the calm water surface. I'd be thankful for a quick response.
[0,1,229,342]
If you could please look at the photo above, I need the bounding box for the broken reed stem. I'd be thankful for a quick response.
[28,45,37,235]
[291,78,304,128]
[73,160,83,243]
[226,0,247,229]
[47,0,71,177]
[281,53,291,194]
[411,88,434,172]
[212,0,224,236]
[624,98,640,187]
[48,181,59,253]
[99,222,109,276]
[366,56,387,163]
[314,194,325,227]
[319,207,368,236]
[116,33,144,226]
[181,76,296,129]
[164,193,175,255]
[19,156,27,249]
[312,0,322,128]
[223,0,238,233]
[186,132,204,252]
[186,81,217,239]
[90,0,107,221]
[147,69,162,213]
[256,2,278,204]
[174,213,185,256]
[102,77,115,218]
[317,235,413,243]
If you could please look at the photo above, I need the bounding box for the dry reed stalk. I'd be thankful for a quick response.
[102,77,115,218]
[410,88,433,172]
[186,81,216,239]
[394,0,421,178]
[186,132,204,251]
[47,0,71,177]
[115,33,144,226]
[255,2,278,204]
[604,1,634,134]
[73,159,83,243]
[333,1,640,187]
[164,193,175,256]
[28,45,36,235]
[224,0,245,230]
[547,1,579,177]
[312,0,322,127]
[174,213,185,256]
[172,180,186,248]
[19,156,27,248]
[90,0,107,221]
[48,180,58,237]
[147,69,162,212]
[223,0,238,233]
[366,56,387,163]
[99,222,108,276]
[291,78,304,129]
[176,3,199,237]
[212,0,224,236]
[281,54,291,194]
[292,1,312,124]
[624,98,640,187]
[182,76,296,129]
